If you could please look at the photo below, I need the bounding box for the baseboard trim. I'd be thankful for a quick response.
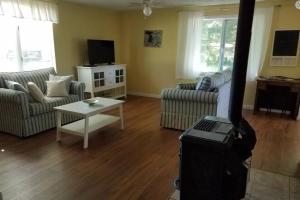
[128,91,161,99]
[243,104,292,114]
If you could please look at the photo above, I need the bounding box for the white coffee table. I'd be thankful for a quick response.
[54,97,124,149]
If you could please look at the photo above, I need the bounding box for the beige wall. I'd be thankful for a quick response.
[120,9,178,96]
[261,4,300,78]
[53,2,121,76]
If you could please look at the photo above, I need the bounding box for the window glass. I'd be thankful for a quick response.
[200,18,237,72]
[201,19,223,72]
[0,18,19,72]
[0,18,55,72]
[19,21,55,71]
[223,19,238,70]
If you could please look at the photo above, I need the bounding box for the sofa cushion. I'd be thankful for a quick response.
[0,68,55,93]
[29,95,79,116]
[206,69,232,90]
[46,80,68,97]
[5,80,35,102]
[223,69,232,83]
[49,74,72,94]
[28,82,45,103]
[195,69,232,91]
[196,77,211,91]
[209,73,225,89]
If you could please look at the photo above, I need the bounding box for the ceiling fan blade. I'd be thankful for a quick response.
[129,2,143,6]
[129,0,166,9]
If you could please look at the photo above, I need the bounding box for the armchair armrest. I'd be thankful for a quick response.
[161,88,218,104]
[0,88,30,119]
[69,81,85,100]
[176,83,197,90]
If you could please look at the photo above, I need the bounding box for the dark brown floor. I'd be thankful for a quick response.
[245,110,300,178]
[0,96,300,200]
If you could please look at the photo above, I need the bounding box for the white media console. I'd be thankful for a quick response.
[77,64,127,99]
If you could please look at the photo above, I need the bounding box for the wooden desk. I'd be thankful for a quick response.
[254,78,300,119]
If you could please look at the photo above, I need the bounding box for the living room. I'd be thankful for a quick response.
[0,0,300,200]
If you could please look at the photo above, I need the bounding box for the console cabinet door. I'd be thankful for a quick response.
[105,67,116,86]
[115,67,124,84]
[93,70,105,89]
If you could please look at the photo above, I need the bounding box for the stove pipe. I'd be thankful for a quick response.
[229,0,256,127]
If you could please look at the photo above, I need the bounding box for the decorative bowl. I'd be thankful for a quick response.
[83,99,100,106]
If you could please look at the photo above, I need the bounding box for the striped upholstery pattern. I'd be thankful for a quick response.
[160,89,218,130]
[29,95,79,116]
[162,89,218,103]
[176,83,196,90]
[0,68,55,93]
[0,88,30,119]
[70,81,85,100]
[160,69,232,130]
[197,77,212,91]
[0,68,85,138]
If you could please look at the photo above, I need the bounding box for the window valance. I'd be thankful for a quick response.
[0,0,59,23]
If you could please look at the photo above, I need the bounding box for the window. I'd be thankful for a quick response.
[0,17,56,72]
[200,18,238,72]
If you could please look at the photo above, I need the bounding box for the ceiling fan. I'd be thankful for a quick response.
[129,0,164,17]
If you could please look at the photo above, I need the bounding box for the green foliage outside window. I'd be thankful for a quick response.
[200,18,238,72]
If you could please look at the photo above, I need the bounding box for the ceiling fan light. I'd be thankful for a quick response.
[296,1,300,9]
[143,5,152,16]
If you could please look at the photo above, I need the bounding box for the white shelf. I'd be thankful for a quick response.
[59,114,120,136]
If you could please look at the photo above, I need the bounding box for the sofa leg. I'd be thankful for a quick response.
[56,111,62,142]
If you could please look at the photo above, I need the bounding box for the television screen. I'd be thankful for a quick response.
[87,40,115,65]
[272,30,299,56]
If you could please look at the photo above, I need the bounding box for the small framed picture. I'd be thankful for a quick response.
[144,30,163,48]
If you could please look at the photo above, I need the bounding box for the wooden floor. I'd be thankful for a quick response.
[245,110,300,177]
[0,96,300,200]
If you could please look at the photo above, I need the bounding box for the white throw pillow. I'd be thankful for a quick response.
[46,80,68,97]
[49,74,72,93]
[27,82,45,103]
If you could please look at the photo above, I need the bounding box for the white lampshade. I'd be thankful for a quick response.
[143,5,152,16]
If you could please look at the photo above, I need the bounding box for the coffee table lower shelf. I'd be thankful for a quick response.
[58,114,120,136]
[57,114,121,149]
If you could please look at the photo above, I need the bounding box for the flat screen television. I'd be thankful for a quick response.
[272,30,300,56]
[87,39,115,65]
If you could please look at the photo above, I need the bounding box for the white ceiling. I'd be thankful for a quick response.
[64,0,250,10]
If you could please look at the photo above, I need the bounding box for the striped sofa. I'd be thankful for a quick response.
[160,70,232,130]
[0,68,85,138]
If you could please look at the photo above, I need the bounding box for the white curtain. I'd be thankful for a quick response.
[176,12,204,79]
[246,7,273,81]
[0,0,59,23]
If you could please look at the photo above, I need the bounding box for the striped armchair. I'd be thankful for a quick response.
[160,70,232,130]
[0,68,85,138]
